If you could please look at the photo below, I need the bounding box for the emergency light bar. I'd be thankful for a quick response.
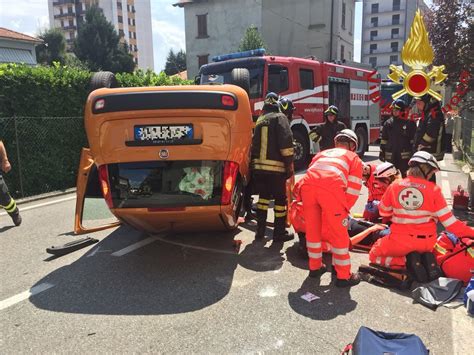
[212,48,266,62]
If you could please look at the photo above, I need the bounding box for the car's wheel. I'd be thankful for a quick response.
[230,68,250,94]
[90,71,118,92]
[355,126,368,158]
[293,129,309,171]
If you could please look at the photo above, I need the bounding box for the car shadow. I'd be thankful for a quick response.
[288,275,358,320]
[29,226,239,316]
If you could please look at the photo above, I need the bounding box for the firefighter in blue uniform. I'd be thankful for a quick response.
[251,92,294,242]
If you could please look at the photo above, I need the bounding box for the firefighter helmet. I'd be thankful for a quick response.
[374,162,398,179]
[409,151,440,172]
[392,99,406,111]
[334,129,358,151]
[279,97,295,115]
[324,105,339,116]
[263,92,280,110]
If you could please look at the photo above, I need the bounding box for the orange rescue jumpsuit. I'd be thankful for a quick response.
[300,148,363,279]
[369,176,474,268]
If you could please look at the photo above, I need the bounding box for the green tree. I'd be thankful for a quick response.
[238,26,268,52]
[35,28,66,65]
[73,5,135,73]
[427,0,472,110]
[164,49,186,75]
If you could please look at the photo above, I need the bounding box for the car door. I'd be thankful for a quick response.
[74,148,120,234]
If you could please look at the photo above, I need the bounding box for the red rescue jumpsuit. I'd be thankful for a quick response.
[300,148,363,279]
[363,165,390,222]
[369,176,474,268]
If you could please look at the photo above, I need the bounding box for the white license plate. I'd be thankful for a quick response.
[134,125,193,141]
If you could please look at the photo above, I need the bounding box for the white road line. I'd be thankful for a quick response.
[442,179,451,200]
[441,171,448,178]
[152,235,239,255]
[0,196,75,216]
[439,160,446,167]
[111,236,160,257]
[0,283,54,311]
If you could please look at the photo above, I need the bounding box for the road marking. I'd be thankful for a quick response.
[439,160,446,168]
[0,196,75,216]
[442,179,451,200]
[441,171,448,178]
[0,283,54,311]
[152,235,239,255]
[111,236,160,256]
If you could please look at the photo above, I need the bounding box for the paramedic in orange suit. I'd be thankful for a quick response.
[369,151,474,272]
[299,129,363,287]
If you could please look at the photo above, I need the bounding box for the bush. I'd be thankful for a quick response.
[0,64,192,198]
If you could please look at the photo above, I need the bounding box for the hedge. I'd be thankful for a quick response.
[0,63,191,198]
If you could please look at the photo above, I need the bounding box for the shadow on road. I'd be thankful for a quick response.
[0,225,15,233]
[30,226,240,316]
[288,276,358,320]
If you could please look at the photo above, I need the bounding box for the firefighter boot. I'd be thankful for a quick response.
[273,216,294,242]
[421,252,443,281]
[9,208,22,227]
[406,252,428,283]
[335,273,361,288]
[255,209,267,240]
[309,265,328,278]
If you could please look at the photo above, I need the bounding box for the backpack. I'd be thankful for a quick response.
[433,233,474,285]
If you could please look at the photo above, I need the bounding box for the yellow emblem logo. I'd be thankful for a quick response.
[387,10,447,101]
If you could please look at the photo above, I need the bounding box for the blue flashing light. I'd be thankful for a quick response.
[212,48,266,62]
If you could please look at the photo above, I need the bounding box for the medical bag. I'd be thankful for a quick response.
[452,185,469,210]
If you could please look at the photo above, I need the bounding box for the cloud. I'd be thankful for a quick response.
[152,20,185,72]
[0,0,49,36]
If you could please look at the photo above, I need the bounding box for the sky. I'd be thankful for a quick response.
[1,0,432,71]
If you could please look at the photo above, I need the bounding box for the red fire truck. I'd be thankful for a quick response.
[199,49,381,169]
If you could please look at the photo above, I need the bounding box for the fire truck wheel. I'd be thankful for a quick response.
[230,68,250,94]
[293,129,309,171]
[90,71,118,92]
[355,126,368,157]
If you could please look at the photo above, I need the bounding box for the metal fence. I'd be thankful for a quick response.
[0,116,87,199]
[454,112,474,166]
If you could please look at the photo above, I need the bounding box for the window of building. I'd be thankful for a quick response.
[59,7,63,15]
[133,32,137,39]
[370,43,377,54]
[119,29,124,37]
[341,45,345,61]
[117,1,122,10]
[132,19,136,26]
[68,19,74,27]
[118,15,123,23]
[391,41,398,52]
[268,65,289,94]
[132,5,135,13]
[392,14,400,25]
[390,55,398,64]
[393,0,400,11]
[129,44,133,52]
[371,3,379,14]
[129,31,132,38]
[128,18,131,25]
[391,28,399,39]
[68,6,73,14]
[370,30,377,40]
[86,3,90,10]
[371,17,378,27]
[60,20,64,27]
[369,57,377,67]
[341,2,346,30]
[299,69,314,90]
[198,54,209,68]
[69,31,75,39]
[197,14,208,38]
[134,45,138,52]
[127,4,130,12]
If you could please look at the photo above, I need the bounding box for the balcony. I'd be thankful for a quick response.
[53,0,75,5]
[62,25,77,30]
[54,12,75,19]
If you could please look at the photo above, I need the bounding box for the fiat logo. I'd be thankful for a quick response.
[159,149,169,159]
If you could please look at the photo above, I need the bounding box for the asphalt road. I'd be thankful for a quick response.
[1,147,472,354]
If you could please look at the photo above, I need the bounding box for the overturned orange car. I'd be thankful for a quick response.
[74,81,253,234]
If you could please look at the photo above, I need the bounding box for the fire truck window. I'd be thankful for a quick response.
[299,69,314,90]
[268,65,289,94]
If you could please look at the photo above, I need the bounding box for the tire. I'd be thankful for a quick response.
[292,129,309,171]
[90,71,118,92]
[355,126,368,158]
[230,68,250,94]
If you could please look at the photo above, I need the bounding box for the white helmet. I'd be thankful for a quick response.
[334,129,358,151]
[374,162,398,179]
[408,151,440,171]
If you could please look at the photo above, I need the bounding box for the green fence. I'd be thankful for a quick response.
[1,116,86,199]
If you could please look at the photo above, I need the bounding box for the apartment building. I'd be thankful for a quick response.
[48,0,154,70]
[174,0,356,78]
[361,0,429,78]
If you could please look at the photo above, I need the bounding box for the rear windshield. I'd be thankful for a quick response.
[108,161,223,208]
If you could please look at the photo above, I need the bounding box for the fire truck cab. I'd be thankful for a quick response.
[198,49,381,169]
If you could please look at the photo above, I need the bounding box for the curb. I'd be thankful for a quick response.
[16,188,76,205]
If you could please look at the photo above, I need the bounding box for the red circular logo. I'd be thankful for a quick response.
[408,74,428,94]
